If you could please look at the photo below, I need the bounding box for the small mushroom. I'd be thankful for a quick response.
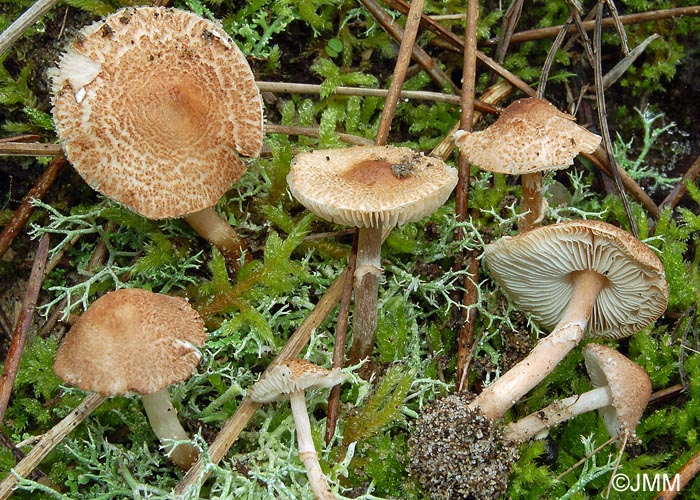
[287,145,457,367]
[53,288,207,469]
[50,6,264,267]
[504,344,652,442]
[470,219,667,420]
[454,98,601,231]
[248,359,346,500]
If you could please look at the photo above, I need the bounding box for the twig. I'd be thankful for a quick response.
[0,393,107,500]
[375,0,426,144]
[493,0,524,66]
[654,448,700,499]
[325,232,358,444]
[358,0,457,93]
[174,269,348,495]
[0,234,49,425]
[264,124,373,146]
[660,155,700,211]
[0,0,60,57]
[454,0,479,394]
[0,154,66,260]
[0,143,63,157]
[483,6,700,45]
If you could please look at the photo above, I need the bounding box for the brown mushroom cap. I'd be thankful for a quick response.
[50,6,263,219]
[454,98,601,174]
[484,219,669,338]
[248,359,346,403]
[53,288,206,396]
[287,145,458,229]
[583,343,652,437]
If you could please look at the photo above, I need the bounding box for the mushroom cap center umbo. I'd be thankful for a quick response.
[339,159,414,186]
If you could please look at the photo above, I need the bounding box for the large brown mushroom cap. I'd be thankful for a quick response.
[287,145,458,229]
[454,98,601,174]
[53,288,207,396]
[584,343,652,437]
[484,219,669,338]
[50,6,263,219]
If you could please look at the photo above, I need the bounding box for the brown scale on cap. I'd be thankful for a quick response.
[50,6,263,220]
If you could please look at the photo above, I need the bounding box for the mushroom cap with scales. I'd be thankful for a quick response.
[50,6,263,220]
[483,219,668,339]
[248,359,347,403]
[53,288,207,396]
[454,97,601,175]
[287,145,458,229]
[583,343,652,437]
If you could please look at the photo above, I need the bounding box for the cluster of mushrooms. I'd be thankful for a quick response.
[0,5,671,500]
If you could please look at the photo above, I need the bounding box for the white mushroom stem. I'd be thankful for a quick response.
[519,172,547,232]
[289,391,335,500]
[184,207,248,268]
[141,388,199,471]
[469,270,608,420]
[504,385,613,443]
[0,393,107,500]
[347,226,384,366]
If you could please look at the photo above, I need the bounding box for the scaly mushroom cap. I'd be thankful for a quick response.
[50,6,263,219]
[584,343,652,437]
[287,145,458,229]
[54,288,206,396]
[248,359,346,403]
[484,219,668,338]
[454,98,601,174]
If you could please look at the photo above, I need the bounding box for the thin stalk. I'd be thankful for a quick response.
[504,386,613,442]
[346,227,383,366]
[290,392,335,500]
[183,207,248,271]
[469,270,607,419]
[141,388,198,471]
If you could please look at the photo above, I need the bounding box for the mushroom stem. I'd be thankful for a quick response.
[470,270,607,420]
[289,391,335,500]
[504,385,613,442]
[519,172,546,231]
[347,226,383,366]
[0,393,107,500]
[141,388,198,471]
[184,207,248,269]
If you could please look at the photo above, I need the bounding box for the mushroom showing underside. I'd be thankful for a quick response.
[470,219,668,420]
[504,343,652,443]
[287,145,458,367]
[50,6,263,266]
[454,98,601,231]
[248,358,346,500]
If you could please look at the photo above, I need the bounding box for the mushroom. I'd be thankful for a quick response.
[469,219,668,420]
[248,358,346,500]
[454,98,601,231]
[287,145,458,366]
[50,6,264,266]
[504,343,652,442]
[53,288,207,469]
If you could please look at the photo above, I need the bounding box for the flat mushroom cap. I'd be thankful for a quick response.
[483,219,669,338]
[287,145,458,229]
[584,343,652,437]
[53,288,207,396]
[248,359,347,403]
[454,97,601,175]
[50,6,263,219]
